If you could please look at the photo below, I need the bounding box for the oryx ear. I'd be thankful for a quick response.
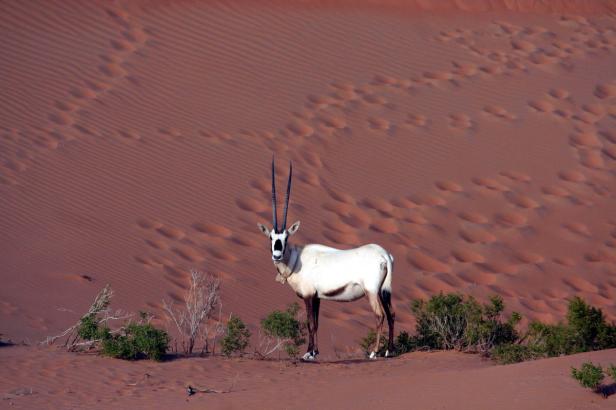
[257,223,270,237]
[288,220,301,235]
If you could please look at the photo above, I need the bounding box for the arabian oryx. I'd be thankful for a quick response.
[257,159,395,361]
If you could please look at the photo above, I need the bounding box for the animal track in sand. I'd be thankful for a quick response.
[452,248,486,264]
[528,99,554,113]
[361,197,394,215]
[287,120,314,137]
[405,113,429,127]
[483,105,515,120]
[172,246,204,263]
[569,131,602,148]
[558,169,586,183]
[192,223,232,238]
[603,146,616,160]
[548,88,570,99]
[562,276,598,293]
[459,227,497,244]
[541,184,570,197]
[477,260,517,275]
[435,180,463,193]
[458,211,489,224]
[458,269,496,286]
[369,219,398,234]
[136,218,163,230]
[500,171,531,184]
[563,222,591,237]
[448,113,473,130]
[594,82,616,99]
[407,250,451,273]
[495,211,527,228]
[145,238,169,250]
[472,177,509,192]
[513,250,545,265]
[579,149,605,169]
[322,230,360,245]
[156,226,185,240]
[403,212,429,225]
[236,197,267,213]
[505,192,540,209]
[367,117,390,131]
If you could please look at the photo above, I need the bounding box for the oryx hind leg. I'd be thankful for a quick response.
[367,292,385,359]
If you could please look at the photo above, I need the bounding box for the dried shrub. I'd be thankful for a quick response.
[162,269,222,355]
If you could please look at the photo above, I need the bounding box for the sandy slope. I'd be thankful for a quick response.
[1,345,615,409]
[1,0,616,369]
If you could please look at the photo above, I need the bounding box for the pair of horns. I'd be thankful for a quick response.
[271,158,292,233]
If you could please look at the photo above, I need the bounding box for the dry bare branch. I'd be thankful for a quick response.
[162,269,221,355]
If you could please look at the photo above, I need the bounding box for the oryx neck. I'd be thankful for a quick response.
[274,245,300,279]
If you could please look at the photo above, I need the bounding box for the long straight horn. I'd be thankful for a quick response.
[271,157,278,232]
[282,162,292,230]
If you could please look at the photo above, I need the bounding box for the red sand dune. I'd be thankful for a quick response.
[1,1,616,408]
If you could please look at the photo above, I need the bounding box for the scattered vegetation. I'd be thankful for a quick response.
[570,362,616,398]
[221,315,251,357]
[410,293,520,354]
[163,270,222,355]
[44,285,169,361]
[492,297,616,364]
[258,303,306,359]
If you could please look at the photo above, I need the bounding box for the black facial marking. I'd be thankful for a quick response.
[274,239,283,251]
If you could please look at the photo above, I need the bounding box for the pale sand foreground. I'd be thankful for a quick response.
[1,0,616,408]
[1,346,615,409]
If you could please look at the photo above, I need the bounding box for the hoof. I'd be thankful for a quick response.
[385,350,390,358]
[369,351,377,360]
[301,351,317,361]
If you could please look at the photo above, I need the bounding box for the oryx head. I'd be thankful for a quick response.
[257,158,300,261]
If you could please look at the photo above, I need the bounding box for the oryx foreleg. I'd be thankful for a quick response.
[302,296,319,361]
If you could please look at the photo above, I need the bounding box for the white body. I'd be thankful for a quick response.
[284,243,394,302]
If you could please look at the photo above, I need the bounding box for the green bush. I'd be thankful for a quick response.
[491,343,543,365]
[77,314,104,341]
[571,362,604,392]
[523,297,616,358]
[102,323,169,361]
[221,315,251,357]
[410,293,520,353]
[261,303,306,359]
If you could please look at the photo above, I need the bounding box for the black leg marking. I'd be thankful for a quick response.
[380,290,395,353]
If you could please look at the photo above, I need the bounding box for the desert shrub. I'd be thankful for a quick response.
[394,331,417,354]
[607,365,616,381]
[523,297,616,358]
[571,362,605,392]
[221,315,251,357]
[491,343,543,365]
[259,303,306,359]
[163,269,222,355]
[411,293,520,353]
[102,322,169,361]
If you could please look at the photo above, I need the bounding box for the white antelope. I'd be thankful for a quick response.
[257,159,395,361]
